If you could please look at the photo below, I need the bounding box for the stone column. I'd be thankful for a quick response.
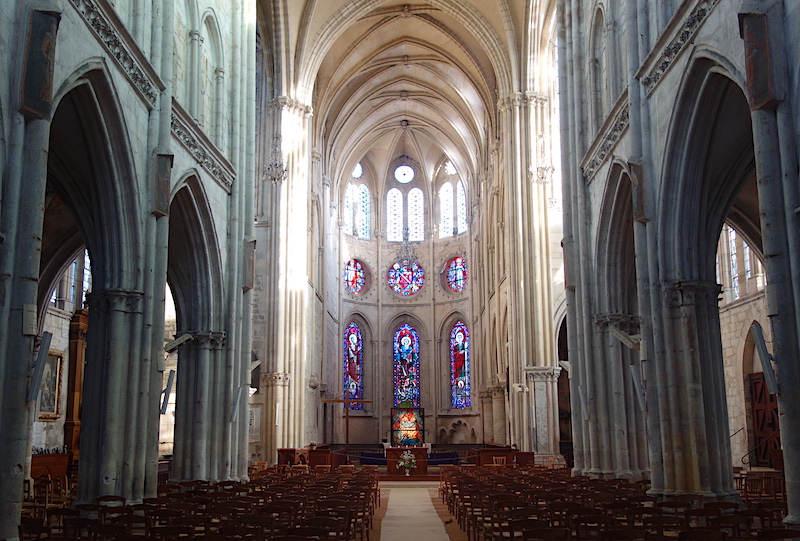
[64,309,88,458]
[171,330,228,481]
[77,289,145,503]
[262,372,291,463]
[491,386,507,444]
[525,366,562,457]
[739,4,800,524]
[656,280,734,498]
[481,390,494,443]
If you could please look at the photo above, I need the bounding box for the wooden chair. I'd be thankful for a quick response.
[599,529,647,541]
[111,514,151,536]
[302,515,347,541]
[679,531,728,540]
[685,508,722,530]
[18,523,51,541]
[758,530,800,541]
[521,527,570,540]
[149,525,194,540]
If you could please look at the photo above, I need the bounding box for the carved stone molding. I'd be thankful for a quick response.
[268,96,313,118]
[637,0,721,95]
[263,372,291,387]
[524,366,562,383]
[663,280,722,309]
[581,99,630,181]
[171,102,235,192]
[593,313,640,333]
[497,91,548,113]
[70,0,163,107]
[87,289,143,314]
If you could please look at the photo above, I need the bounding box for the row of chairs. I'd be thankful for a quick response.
[20,465,380,541]
[439,464,798,541]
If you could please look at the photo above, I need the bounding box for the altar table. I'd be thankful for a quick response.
[386,446,428,475]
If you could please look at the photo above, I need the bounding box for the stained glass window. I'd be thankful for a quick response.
[343,323,364,410]
[387,188,403,242]
[395,165,415,183]
[439,183,453,238]
[450,321,471,408]
[408,187,424,241]
[393,323,420,407]
[446,256,468,292]
[456,180,467,234]
[343,184,355,235]
[343,259,366,294]
[445,160,457,176]
[387,260,425,296]
[352,162,363,179]
[356,184,370,239]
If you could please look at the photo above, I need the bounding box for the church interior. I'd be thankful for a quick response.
[1,0,800,538]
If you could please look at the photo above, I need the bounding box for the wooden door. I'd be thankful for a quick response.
[747,372,780,468]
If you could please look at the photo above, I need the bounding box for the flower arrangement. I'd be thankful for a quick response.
[308,441,317,448]
[397,450,416,471]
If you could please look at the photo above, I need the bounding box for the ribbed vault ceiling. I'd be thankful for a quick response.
[269,0,525,192]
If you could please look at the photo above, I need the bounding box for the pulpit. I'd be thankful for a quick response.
[386,447,427,475]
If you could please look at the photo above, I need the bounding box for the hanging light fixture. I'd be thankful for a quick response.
[263,135,287,184]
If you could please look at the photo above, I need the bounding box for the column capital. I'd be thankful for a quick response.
[86,289,144,314]
[524,366,562,383]
[268,95,313,118]
[663,280,721,308]
[593,313,640,332]
[262,372,291,387]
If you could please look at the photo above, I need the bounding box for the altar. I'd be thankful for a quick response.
[386,447,428,475]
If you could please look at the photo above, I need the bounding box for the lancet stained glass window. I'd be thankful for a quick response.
[356,184,370,238]
[343,184,355,235]
[343,259,366,294]
[393,323,420,407]
[343,323,364,410]
[439,183,453,238]
[387,260,425,296]
[450,321,471,408]
[387,188,403,242]
[408,187,424,241]
[446,256,468,292]
[343,183,370,239]
[456,180,467,234]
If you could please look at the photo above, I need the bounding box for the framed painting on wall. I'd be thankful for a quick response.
[38,352,62,421]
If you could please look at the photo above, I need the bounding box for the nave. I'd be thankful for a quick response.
[18,463,798,540]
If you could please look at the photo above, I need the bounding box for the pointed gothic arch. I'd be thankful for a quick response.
[653,53,756,497]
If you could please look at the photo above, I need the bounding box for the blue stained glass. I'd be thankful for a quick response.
[408,187,424,241]
[457,180,467,234]
[356,184,370,239]
[393,324,420,407]
[387,260,425,296]
[450,321,471,408]
[387,188,403,242]
[343,323,364,410]
[439,183,453,238]
[446,256,468,292]
[343,259,366,294]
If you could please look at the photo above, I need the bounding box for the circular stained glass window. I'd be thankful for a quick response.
[343,259,366,294]
[394,165,415,183]
[446,256,468,292]
[387,260,425,296]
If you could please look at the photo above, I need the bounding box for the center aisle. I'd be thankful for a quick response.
[379,483,451,541]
